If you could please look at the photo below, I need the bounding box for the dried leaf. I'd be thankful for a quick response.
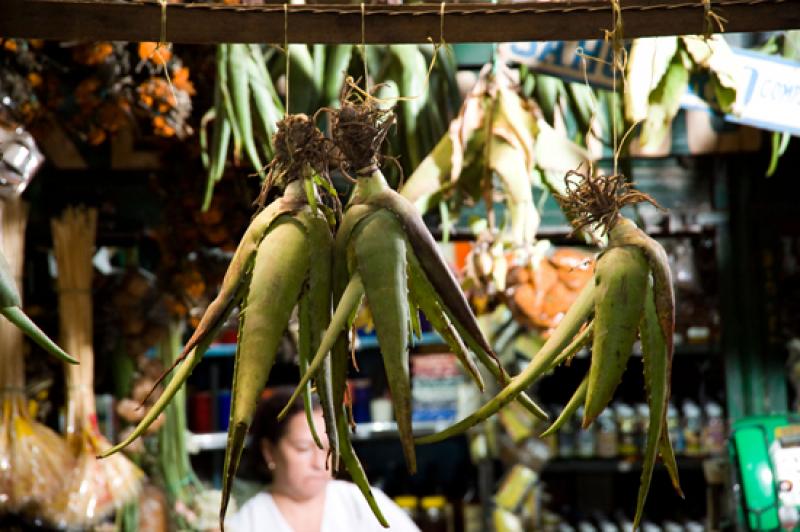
[625,37,680,123]
[640,50,690,149]
[682,35,743,113]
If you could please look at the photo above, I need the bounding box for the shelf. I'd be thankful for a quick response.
[200,331,446,359]
[186,431,228,454]
[3,0,798,45]
[350,420,455,441]
[542,456,707,474]
[356,331,445,351]
[432,224,720,243]
[204,343,237,358]
[185,420,457,452]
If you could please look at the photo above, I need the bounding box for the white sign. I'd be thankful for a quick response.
[499,40,800,136]
[500,40,618,89]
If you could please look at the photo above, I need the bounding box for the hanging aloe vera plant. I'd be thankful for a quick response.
[201,41,460,210]
[279,90,553,526]
[201,44,284,210]
[418,171,683,528]
[102,114,344,530]
[399,63,590,247]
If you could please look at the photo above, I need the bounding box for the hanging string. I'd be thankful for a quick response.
[149,0,178,109]
[603,0,626,176]
[575,47,600,147]
[703,0,727,37]
[345,2,446,106]
[360,3,369,93]
[575,38,640,167]
[439,2,447,48]
[284,3,291,115]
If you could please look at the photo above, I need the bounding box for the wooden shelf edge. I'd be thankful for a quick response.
[542,455,709,473]
[187,420,456,452]
[2,0,799,45]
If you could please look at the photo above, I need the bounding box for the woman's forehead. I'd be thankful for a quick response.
[285,410,326,438]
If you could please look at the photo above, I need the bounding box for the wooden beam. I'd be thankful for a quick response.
[1,0,799,44]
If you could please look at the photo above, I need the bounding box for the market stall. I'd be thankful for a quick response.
[1,1,800,530]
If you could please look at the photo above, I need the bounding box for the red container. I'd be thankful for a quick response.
[190,391,213,433]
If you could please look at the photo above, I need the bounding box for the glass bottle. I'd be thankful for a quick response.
[635,403,649,456]
[683,400,703,456]
[419,495,449,532]
[702,401,726,455]
[575,406,595,458]
[596,408,618,458]
[615,403,638,457]
[394,495,419,523]
[667,403,684,455]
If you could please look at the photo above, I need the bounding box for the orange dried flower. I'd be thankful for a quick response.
[98,102,128,133]
[87,125,107,145]
[152,115,175,137]
[3,40,18,53]
[27,72,43,88]
[75,77,101,107]
[74,42,114,65]
[172,67,196,96]
[138,42,172,64]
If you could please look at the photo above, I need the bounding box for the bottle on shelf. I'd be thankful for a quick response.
[615,403,638,457]
[682,400,703,456]
[641,521,662,532]
[575,406,595,458]
[596,408,618,458]
[369,394,393,423]
[418,495,452,532]
[635,403,650,455]
[461,482,483,532]
[667,403,685,455]
[702,401,726,455]
[617,517,634,531]
[597,518,618,532]
[349,378,372,424]
[393,495,419,523]
[556,404,576,458]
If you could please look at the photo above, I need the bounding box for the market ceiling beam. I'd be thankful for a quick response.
[1,0,799,44]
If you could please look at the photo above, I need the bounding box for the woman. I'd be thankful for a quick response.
[226,386,420,532]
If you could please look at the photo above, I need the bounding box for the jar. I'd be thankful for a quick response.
[667,403,684,455]
[596,408,618,458]
[419,495,451,532]
[634,403,649,453]
[683,400,703,456]
[615,403,638,457]
[394,495,419,523]
[575,406,595,458]
[702,401,726,455]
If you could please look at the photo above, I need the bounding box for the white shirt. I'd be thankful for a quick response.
[226,480,420,532]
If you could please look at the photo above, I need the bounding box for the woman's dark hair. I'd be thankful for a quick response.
[238,385,321,481]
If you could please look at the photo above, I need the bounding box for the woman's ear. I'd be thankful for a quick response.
[261,439,276,471]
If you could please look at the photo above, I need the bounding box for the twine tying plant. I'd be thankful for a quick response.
[603,0,628,175]
[284,3,291,115]
[346,1,447,108]
[703,0,728,37]
[330,85,396,176]
[554,170,664,236]
[255,113,340,219]
[147,0,179,111]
